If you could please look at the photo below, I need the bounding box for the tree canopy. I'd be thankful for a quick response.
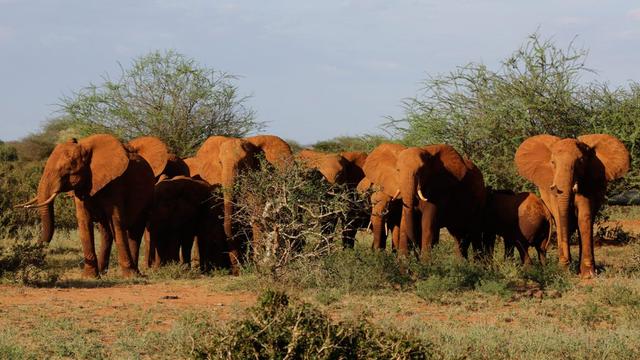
[60,50,263,157]
[389,33,640,192]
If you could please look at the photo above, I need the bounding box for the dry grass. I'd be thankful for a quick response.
[0,209,639,359]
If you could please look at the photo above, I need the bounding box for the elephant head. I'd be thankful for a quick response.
[297,149,349,184]
[29,134,130,244]
[245,135,294,169]
[515,133,630,274]
[195,136,260,241]
[340,151,368,187]
[127,136,170,178]
[364,143,468,255]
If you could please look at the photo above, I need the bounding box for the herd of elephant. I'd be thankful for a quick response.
[14,132,630,279]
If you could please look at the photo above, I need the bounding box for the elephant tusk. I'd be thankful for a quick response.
[366,219,372,233]
[391,189,400,201]
[24,192,58,208]
[572,183,579,193]
[417,188,428,202]
[384,222,388,237]
[14,196,38,208]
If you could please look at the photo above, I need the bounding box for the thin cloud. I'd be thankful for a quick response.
[627,8,640,20]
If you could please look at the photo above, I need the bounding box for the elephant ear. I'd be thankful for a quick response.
[578,134,630,181]
[128,136,170,177]
[356,177,373,193]
[195,136,229,185]
[183,157,199,178]
[424,144,468,181]
[363,143,404,197]
[515,134,560,188]
[80,134,129,196]
[245,135,293,168]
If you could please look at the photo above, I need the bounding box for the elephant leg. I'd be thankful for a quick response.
[127,221,146,269]
[537,246,547,265]
[180,233,195,268]
[419,202,437,261]
[74,199,99,278]
[110,208,139,277]
[97,221,113,274]
[391,223,400,251]
[227,235,242,276]
[143,228,153,269]
[515,241,531,266]
[575,195,596,277]
[192,235,201,269]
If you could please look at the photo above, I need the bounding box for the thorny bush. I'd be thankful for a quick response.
[233,158,368,278]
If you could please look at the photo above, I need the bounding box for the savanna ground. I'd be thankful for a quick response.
[1,206,640,359]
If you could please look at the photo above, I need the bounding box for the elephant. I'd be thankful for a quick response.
[482,189,553,265]
[362,143,486,260]
[515,134,630,277]
[128,137,189,180]
[296,149,369,247]
[188,134,293,272]
[17,134,169,278]
[146,176,227,271]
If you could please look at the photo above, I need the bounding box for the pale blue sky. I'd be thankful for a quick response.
[1,0,640,144]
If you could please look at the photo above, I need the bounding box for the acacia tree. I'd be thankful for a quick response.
[60,50,263,156]
[388,33,639,191]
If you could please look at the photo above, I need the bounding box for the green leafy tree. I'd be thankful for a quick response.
[312,135,390,153]
[60,50,263,157]
[389,33,638,192]
[0,141,18,162]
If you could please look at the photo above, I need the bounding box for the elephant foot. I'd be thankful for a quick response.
[81,267,100,279]
[121,267,142,279]
[579,264,596,279]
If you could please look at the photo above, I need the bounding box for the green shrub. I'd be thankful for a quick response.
[0,141,18,162]
[193,290,437,359]
[312,135,391,153]
[596,283,640,307]
[233,158,361,278]
[0,160,76,238]
[281,247,411,293]
[0,239,59,286]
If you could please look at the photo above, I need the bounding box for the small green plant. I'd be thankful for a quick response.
[145,262,203,280]
[573,301,614,329]
[0,240,59,286]
[596,283,640,307]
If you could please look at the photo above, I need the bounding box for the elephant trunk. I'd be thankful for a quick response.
[36,174,58,244]
[553,171,575,267]
[398,171,418,257]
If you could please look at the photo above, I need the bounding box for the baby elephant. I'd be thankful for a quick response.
[483,190,553,265]
[146,176,228,271]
